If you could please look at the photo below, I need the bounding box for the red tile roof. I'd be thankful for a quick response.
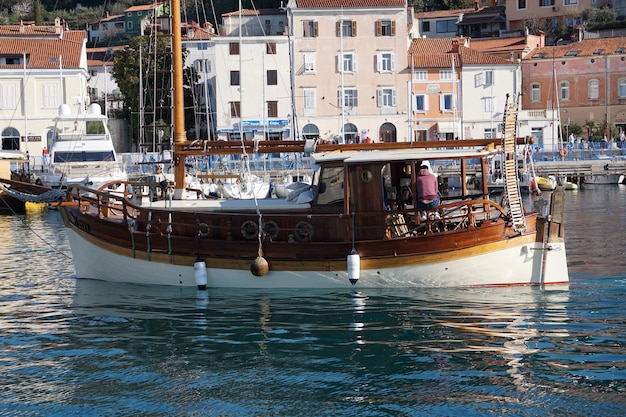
[222,8,285,17]
[0,25,86,69]
[525,37,626,59]
[414,8,474,19]
[409,37,513,67]
[86,46,125,67]
[295,0,406,8]
[125,2,164,12]
[470,37,528,53]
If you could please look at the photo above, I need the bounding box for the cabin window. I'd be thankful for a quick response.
[317,167,345,205]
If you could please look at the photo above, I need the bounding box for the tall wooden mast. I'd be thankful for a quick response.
[171,0,186,198]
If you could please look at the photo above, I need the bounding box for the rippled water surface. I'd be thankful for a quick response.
[1,188,625,416]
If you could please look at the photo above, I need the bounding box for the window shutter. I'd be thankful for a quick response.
[353,54,358,71]
[424,95,429,111]
[391,21,396,36]
[376,20,382,36]
[392,90,397,106]
[336,21,340,37]
[390,54,396,71]
[337,90,342,108]
[352,21,357,37]
[313,21,318,37]
[377,89,382,107]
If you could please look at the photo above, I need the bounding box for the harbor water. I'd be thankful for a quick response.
[0,186,625,416]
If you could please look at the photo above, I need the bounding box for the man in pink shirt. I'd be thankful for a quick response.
[414,164,439,211]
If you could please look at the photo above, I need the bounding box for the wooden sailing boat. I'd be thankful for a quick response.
[57,1,569,289]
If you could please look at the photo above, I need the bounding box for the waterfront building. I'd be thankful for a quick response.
[522,37,626,140]
[0,19,88,159]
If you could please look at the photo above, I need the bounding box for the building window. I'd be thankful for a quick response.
[559,81,570,101]
[0,84,16,109]
[619,78,626,98]
[531,83,540,102]
[303,21,318,37]
[377,88,396,107]
[475,70,493,86]
[337,20,356,37]
[413,94,428,111]
[338,88,358,107]
[412,70,428,81]
[42,83,58,109]
[484,128,497,139]
[376,20,396,36]
[127,21,133,30]
[303,88,316,109]
[137,11,142,16]
[540,0,555,6]
[483,97,495,113]
[267,101,278,118]
[422,21,431,32]
[440,94,453,111]
[1,127,20,150]
[229,42,240,55]
[436,20,456,33]
[564,0,578,4]
[266,42,276,54]
[303,53,316,73]
[194,59,211,73]
[266,70,277,85]
[230,101,240,118]
[230,71,240,86]
[377,52,395,72]
[339,52,357,73]
[485,70,493,86]
[588,79,599,100]
[439,70,452,80]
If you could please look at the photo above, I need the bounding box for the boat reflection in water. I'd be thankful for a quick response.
[71,279,570,404]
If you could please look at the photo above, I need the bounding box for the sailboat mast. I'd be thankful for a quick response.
[172,0,187,197]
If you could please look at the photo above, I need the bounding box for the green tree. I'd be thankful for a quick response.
[33,0,43,25]
[111,35,198,149]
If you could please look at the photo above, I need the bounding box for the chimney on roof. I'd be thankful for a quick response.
[54,17,62,34]
[106,11,110,18]
[451,39,459,53]
[474,1,479,10]
[19,20,25,34]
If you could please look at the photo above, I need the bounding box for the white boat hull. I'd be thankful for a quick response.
[66,228,568,288]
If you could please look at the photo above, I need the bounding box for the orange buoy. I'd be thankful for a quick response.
[251,256,269,277]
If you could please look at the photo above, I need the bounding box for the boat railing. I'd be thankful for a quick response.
[386,198,508,238]
[64,184,512,246]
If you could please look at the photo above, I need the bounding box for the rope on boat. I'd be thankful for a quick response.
[0,184,66,203]
[238,136,269,276]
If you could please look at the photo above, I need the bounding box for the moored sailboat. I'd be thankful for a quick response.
[57,1,569,289]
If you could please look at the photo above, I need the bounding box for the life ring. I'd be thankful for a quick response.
[264,220,279,239]
[559,147,568,157]
[241,220,258,240]
[197,222,210,238]
[294,221,313,242]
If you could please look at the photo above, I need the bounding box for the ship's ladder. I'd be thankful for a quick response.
[501,95,527,233]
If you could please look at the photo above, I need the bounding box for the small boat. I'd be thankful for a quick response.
[535,175,557,191]
[39,103,128,190]
[487,150,534,194]
[0,150,61,213]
